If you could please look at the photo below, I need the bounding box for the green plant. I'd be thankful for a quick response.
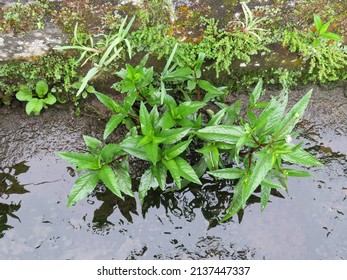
[55,16,134,96]
[235,2,267,41]
[15,80,57,115]
[310,14,343,47]
[57,46,322,222]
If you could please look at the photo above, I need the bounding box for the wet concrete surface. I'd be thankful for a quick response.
[0,86,346,259]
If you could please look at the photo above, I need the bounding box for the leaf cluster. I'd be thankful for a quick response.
[15,80,57,115]
[57,46,322,222]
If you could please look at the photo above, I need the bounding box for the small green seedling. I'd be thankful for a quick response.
[16,80,57,115]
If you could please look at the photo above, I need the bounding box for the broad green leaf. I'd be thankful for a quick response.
[104,113,126,139]
[101,143,123,163]
[260,184,271,212]
[123,88,138,111]
[197,144,220,170]
[274,90,312,139]
[16,89,32,101]
[158,128,191,144]
[120,136,148,161]
[208,168,245,180]
[199,80,225,102]
[151,163,167,190]
[44,93,57,105]
[98,165,122,198]
[144,142,160,165]
[56,152,100,171]
[321,32,343,41]
[220,179,244,222]
[282,168,312,177]
[162,158,182,189]
[163,139,192,160]
[177,101,206,118]
[67,171,100,206]
[140,102,152,135]
[26,98,44,115]
[319,21,330,35]
[262,94,288,135]
[314,14,323,31]
[137,135,153,147]
[83,135,102,153]
[35,80,48,97]
[94,92,120,112]
[261,177,286,190]
[282,148,322,166]
[115,159,134,197]
[196,125,244,144]
[249,79,263,107]
[187,80,196,91]
[175,157,201,185]
[207,108,226,126]
[138,168,159,204]
[161,111,176,129]
[163,67,193,81]
[242,149,273,207]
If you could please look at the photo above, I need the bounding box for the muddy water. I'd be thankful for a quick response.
[0,86,346,259]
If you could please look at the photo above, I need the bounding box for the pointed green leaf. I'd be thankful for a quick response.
[101,143,123,163]
[104,113,126,139]
[208,168,245,180]
[274,90,312,139]
[140,102,152,135]
[161,111,176,129]
[94,91,120,112]
[177,101,206,118]
[115,159,134,197]
[151,163,167,190]
[260,184,271,212]
[207,108,226,126]
[162,158,181,189]
[120,136,148,161]
[282,168,312,177]
[144,142,160,165]
[83,135,102,153]
[321,32,343,41]
[242,149,273,207]
[56,152,100,171]
[67,171,100,206]
[250,79,263,106]
[314,14,323,31]
[319,21,330,35]
[98,165,122,198]
[158,128,191,144]
[282,148,322,166]
[196,125,245,144]
[175,157,201,185]
[163,67,193,81]
[220,179,244,222]
[138,168,159,204]
[163,139,192,160]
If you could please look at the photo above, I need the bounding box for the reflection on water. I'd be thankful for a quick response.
[0,161,30,239]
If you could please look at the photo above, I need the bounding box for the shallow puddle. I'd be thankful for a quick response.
[0,86,346,259]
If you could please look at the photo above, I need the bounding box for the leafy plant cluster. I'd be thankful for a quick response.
[0,52,81,106]
[0,0,49,34]
[15,80,56,115]
[282,25,347,83]
[57,44,322,221]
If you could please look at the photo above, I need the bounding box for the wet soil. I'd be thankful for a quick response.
[0,85,346,259]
